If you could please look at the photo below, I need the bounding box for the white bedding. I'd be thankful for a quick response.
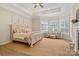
[13,33,31,39]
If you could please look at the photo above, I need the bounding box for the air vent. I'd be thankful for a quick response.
[41,8,61,14]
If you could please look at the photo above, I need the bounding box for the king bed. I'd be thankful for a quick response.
[10,24,43,47]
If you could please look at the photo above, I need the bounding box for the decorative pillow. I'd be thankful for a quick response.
[25,28,32,33]
[12,25,32,34]
[13,27,18,33]
[13,30,17,33]
[21,28,26,33]
[12,25,19,33]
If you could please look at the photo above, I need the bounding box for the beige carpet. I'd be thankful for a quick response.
[0,38,76,56]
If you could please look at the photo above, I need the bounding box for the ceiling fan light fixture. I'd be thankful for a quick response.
[33,3,44,8]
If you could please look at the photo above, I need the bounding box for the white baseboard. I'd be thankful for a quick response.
[0,40,12,45]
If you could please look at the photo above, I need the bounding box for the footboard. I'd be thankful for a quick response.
[30,31,42,47]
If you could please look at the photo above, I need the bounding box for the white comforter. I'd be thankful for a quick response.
[13,33,31,39]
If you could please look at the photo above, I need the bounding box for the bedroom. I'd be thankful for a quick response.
[0,3,79,56]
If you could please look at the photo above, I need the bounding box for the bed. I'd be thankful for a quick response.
[10,24,42,47]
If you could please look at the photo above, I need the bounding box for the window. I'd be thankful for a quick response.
[41,20,48,32]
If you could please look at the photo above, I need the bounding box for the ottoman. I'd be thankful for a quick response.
[49,35,56,39]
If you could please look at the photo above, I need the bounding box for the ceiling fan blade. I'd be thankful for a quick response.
[34,5,37,8]
[39,4,44,8]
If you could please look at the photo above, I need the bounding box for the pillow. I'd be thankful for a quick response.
[13,30,17,33]
[25,28,32,33]
[13,27,18,33]
[16,27,22,33]
[21,28,26,33]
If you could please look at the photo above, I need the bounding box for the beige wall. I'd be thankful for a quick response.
[70,4,79,40]
[71,4,79,19]
[0,7,32,44]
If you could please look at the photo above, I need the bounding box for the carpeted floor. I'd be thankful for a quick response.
[0,38,77,56]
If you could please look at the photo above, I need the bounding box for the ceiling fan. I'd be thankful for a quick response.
[33,3,44,8]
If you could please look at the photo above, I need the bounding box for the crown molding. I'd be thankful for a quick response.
[11,4,32,16]
[0,4,32,17]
